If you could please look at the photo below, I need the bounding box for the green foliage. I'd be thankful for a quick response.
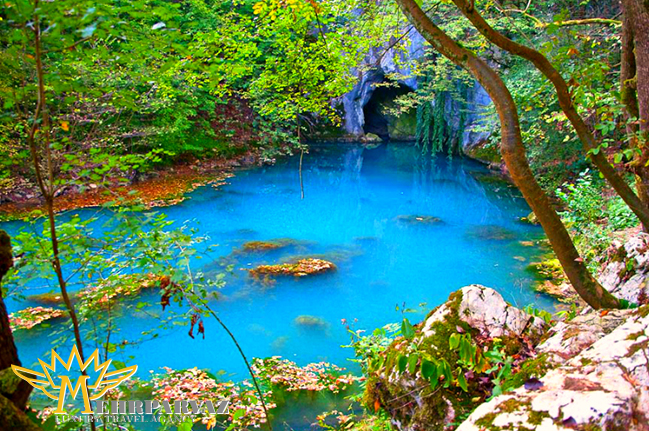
[5,203,223,358]
[556,170,638,263]
[554,302,580,321]
[0,0,384,189]
[344,323,400,378]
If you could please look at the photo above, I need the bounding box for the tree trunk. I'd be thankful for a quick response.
[0,230,37,429]
[622,0,649,225]
[449,0,649,231]
[395,0,621,309]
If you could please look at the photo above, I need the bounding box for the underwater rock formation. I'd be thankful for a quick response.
[395,215,444,225]
[240,238,304,253]
[526,259,578,303]
[250,258,336,278]
[465,225,516,242]
[294,315,328,329]
[26,292,65,305]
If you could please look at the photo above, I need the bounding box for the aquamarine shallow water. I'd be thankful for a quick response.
[6,143,553,382]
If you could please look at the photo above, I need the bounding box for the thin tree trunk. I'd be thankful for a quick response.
[395,0,620,309]
[620,8,640,186]
[30,5,87,365]
[298,118,305,200]
[621,0,649,220]
[29,8,96,429]
[449,0,649,230]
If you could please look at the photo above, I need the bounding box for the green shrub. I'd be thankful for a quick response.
[556,170,639,265]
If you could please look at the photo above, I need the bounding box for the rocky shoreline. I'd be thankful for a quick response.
[363,232,649,431]
[0,150,262,221]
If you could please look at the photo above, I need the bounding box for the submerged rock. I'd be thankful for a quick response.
[395,215,444,225]
[9,306,66,331]
[465,225,516,241]
[353,236,380,243]
[271,335,289,350]
[294,315,328,329]
[526,258,577,303]
[76,273,161,306]
[240,238,301,253]
[26,292,65,305]
[284,247,362,264]
[249,258,336,278]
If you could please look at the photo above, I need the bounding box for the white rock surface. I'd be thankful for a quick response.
[537,309,633,363]
[457,308,649,431]
[599,232,649,304]
[422,285,545,339]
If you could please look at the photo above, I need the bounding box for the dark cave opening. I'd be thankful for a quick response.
[363,82,414,141]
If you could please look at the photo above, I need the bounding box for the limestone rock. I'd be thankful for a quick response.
[367,286,546,431]
[340,26,493,146]
[537,309,633,363]
[599,232,649,304]
[422,285,545,340]
[457,307,649,431]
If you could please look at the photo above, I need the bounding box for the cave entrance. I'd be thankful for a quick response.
[363,82,414,141]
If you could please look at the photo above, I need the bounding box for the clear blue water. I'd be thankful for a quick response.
[5,143,553,383]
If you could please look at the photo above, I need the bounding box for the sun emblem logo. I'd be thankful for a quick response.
[12,345,137,414]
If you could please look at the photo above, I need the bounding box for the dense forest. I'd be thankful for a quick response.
[1,0,649,430]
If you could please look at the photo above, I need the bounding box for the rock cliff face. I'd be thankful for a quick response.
[340,27,494,149]
[341,27,424,139]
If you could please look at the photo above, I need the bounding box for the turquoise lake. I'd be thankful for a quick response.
[5,143,553,383]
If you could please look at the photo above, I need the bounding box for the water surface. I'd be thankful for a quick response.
[7,143,552,380]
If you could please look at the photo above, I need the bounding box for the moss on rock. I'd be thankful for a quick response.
[250,258,336,278]
[9,306,66,331]
[363,286,549,431]
[240,238,303,253]
[463,141,502,165]
[519,212,539,226]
